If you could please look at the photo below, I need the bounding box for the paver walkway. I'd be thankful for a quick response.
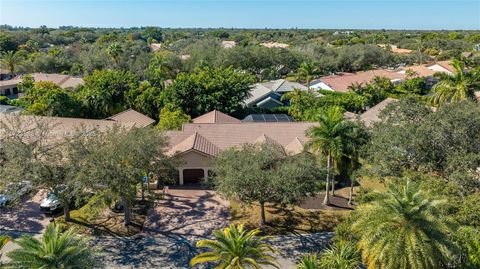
[144,187,229,237]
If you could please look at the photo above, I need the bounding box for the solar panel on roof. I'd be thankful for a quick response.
[242,114,295,123]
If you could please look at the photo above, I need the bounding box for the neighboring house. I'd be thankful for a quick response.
[311,70,405,93]
[242,114,295,122]
[106,109,156,128]
[0,79,22,97]
[379,44,413,54]
[358,98,397,127]
[221,40,236,49]
[192,110,241,124]
[0,109,155,141]
[311,61,454,93]
[149,43,162,52]
[0,73,84,99]
[245,79,307,108]
[260,42,289,49]
[166,110,315,184]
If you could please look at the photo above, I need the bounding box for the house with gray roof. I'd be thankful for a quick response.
[244,79,307,108]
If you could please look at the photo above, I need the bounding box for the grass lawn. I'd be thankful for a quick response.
[56,195,153,237]
[229,200,350,235]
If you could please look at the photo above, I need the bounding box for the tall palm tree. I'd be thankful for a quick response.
[190,224,278,269]
[307,106,352,205]
[431,60,480,105]
[352,181,458,269]
[0,51,23,76]
[318,241,361,269]
[106,42,123,65]
[296,61,319,89]
[297,254,320,269]
[6,224,95,269]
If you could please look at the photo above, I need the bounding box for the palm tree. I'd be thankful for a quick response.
[307,106,352,205]
[0,51,23,76]
[190,224,278,269]
[431,60,480,105]
[297,254,320,269]
[106,42,123,65]
[318,241,361,269]
[6,224,95,269]
[296,61,319,89]
[352,181,458,269]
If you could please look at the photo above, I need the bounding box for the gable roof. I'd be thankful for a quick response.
[166,122,316,157]
[359,98,397,127]
[168,132,220,157]
[106,109,155,127]
[317,70,405,93]
[28,73,84,89]
[245,79,307,106]
[192,110,241,124]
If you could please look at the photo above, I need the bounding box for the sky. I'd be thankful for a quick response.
[1,0,479,30]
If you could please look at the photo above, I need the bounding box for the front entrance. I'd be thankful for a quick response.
[182,169,205,184]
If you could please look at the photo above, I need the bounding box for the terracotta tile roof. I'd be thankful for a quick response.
[0,113,136,142]
[192,110,241,124]
[168,132,220,156]
[221,41,236,49]
[106,109,155,127]
[284,137,305,155]
[28,73,84,89]
[166,122,317,157]
[318,70,405,92]
[359,98,397,127]
[0,79,22,88]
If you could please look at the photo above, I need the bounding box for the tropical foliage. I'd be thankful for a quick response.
[352,181,458,269]
[6,224,95,269]
[191,224,278,269]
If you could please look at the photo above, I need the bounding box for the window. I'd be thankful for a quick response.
[12,87,18,94]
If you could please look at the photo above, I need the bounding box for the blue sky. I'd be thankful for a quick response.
[1,0,479,30]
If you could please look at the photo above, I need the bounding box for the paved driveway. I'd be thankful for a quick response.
[92,232,334,269]
[0,190,50,234]
[144,187,229,237]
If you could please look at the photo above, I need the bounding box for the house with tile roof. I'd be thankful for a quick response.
[166,110,315,184]
[0,73,84,98]
[245,79,307,108]
[311,61,454,93]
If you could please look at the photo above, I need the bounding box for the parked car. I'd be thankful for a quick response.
[0,181,33,207]
[40,193,62,213]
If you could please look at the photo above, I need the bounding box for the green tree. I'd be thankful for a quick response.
[190,224,278,269]
[0,115,92,221]
[318,241,361,269]
[431,60,480,105]
[126,81,164,119]
[306,106,353,205]
[214,141,321,224]
[79,69,139,118]
[352,181,458,269]
[6,224,95,269]
[157,107,191,130]
[16,81,83,117]
[0,50,23,75]
[79,126,171,226]
[164,66,255,117]
[106,42,123,65]
[296,61,319,88]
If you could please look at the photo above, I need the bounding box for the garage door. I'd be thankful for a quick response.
[182,169,204,184]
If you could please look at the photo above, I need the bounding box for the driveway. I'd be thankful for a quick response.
[92,232,334,269]
[0,190,50,234]
[144,186,229,237]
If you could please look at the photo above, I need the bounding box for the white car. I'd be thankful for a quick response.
[40,193,62,213]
